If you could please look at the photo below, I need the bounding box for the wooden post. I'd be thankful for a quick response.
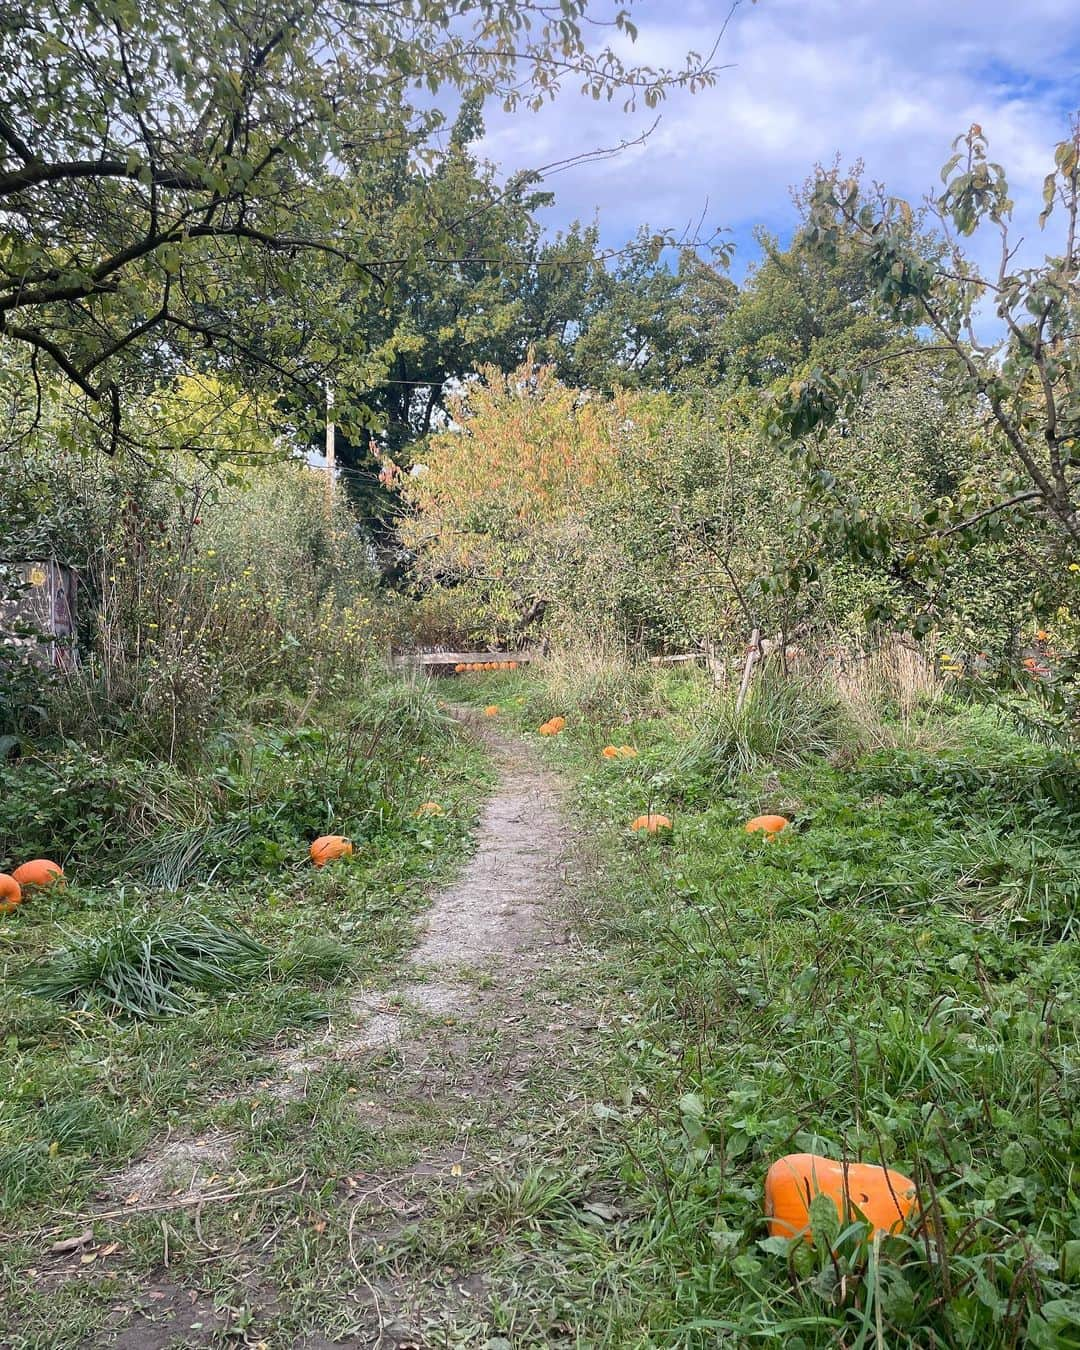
[735,627,761,713]
[324,383,335,520]
[705,638,724,686]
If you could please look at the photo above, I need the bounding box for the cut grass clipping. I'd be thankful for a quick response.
[27,913,270,1018]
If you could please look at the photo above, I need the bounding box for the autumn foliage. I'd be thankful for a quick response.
[402,362,624,584]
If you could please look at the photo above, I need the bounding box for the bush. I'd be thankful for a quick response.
[1,431,382,757]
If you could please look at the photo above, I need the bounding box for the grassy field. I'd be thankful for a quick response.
[0,676,491,1347]
[438,660,1080,1348]
[3,657,1079,1348]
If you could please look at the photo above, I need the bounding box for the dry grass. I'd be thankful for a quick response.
[825,639,944,749]
[537,636,669,720]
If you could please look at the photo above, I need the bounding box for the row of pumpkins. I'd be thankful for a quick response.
[455,660,520,672]
[6,715,914,1243]
[1,805,453,908]
[530,713,917,1243]
[0,859,64,913]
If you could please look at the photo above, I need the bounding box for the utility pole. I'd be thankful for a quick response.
[324,382,335,520]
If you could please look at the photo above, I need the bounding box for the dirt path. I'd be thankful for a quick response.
[97,710,583,1347]
[269,709,572,1083]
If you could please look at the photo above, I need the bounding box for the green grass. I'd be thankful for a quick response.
[0,675,490,1236]
[4,662,1079,1347]
[25,912,271,1017]
[427,664,1080,1347]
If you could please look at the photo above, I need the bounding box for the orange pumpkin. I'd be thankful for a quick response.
[415,801,443,817]
[454,663,465,673]
[746,814,790,838]
[0,873,22,914]
[619,745,638,758]
[12,859,64,890]
[509,661,519,670]
[630,813,673,834]
[310,835,354,867]
[764,1153,916,1245]
[602,745,619,758]
[484,705,500,717]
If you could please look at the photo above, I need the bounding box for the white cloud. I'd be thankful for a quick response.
[476,0,1080,283]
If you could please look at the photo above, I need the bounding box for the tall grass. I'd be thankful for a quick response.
[673,665,856,788]
[828,639,943,748]
[533,637,671,722]
[27,913,270,1017]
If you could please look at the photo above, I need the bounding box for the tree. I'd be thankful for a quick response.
[400,361,625,629]
[0,0,725,455]
[716,217,910,389]
[557,232,736,391]
[770,124,1080,556]
[764,124,1080,723]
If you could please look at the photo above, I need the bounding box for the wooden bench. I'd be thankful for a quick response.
[393,649,542,669]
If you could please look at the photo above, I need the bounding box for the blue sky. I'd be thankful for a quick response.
[474,0,1080,288]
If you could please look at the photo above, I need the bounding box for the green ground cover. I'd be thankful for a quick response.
[440,666,1080,1348]
[0,679,487,1306]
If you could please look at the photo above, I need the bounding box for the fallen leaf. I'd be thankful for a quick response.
[123,1192,141,1205]
[582,1201,620,1222]
[450,1162,463,1177]
[79,1252,97,1265]
[49,1230,94,1255]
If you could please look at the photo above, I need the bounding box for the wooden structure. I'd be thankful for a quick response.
[0,559,78,668]
[394,648,542,671]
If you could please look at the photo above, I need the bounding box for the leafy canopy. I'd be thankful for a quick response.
[0,0,725,454]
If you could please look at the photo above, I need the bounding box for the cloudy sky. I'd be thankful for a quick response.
[476,0,1080,283]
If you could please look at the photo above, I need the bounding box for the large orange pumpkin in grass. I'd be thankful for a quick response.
[12,859,64,890]
[745,814,790,838]
[310,835,354,867]
[630,813,672,835]
[415,801,444,817]
[764,1153,916,1245]
[0,874,22,913]
[484,705,500,717]
[602,745,619,758]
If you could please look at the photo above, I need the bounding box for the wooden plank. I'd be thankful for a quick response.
[394,649,540,667]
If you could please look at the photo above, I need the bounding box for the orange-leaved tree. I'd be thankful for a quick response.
[402,361,630,631]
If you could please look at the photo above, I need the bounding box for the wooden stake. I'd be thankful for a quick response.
[736,627,761,713]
